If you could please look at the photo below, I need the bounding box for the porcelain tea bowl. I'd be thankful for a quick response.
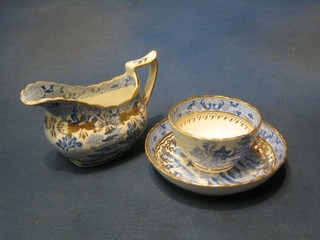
[168,95,262,173]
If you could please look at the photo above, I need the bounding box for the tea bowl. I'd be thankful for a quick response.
[168,95,262,173]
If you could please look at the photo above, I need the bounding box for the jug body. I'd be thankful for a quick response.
[43,95,147,167]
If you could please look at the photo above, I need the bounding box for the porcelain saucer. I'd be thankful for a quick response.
[145,118,287,195]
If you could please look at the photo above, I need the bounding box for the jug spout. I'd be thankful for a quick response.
[20,81,65,107]
[20,77,139,108]
[21,50,158,109]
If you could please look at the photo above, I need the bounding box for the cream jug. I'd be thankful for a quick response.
[20,50,158,167]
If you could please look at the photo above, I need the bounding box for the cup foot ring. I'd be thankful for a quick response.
[191,161,234,173]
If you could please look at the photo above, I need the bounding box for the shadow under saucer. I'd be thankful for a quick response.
[149,162,288,211]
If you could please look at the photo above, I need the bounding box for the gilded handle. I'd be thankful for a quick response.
[125,50,158,106]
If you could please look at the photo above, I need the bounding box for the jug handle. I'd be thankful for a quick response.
[125,50,158,106]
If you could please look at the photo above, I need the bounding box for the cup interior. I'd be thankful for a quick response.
[168,96,262,140]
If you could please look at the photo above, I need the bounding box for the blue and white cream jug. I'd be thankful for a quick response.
[21,51,158,167]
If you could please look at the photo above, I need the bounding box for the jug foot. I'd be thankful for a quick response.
[69,147,132,168]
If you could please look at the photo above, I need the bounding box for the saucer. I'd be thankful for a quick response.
[145,118,287,195]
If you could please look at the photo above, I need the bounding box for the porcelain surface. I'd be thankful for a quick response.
[20,51,158,167]
[168,96,262,173]
[145,118,287,195]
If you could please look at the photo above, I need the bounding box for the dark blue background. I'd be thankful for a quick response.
[1,0,319,239]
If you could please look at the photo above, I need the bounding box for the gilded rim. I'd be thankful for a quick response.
[145,118,287,189]
[168,95,263,141]
[20,50,158,109]
[20,75,141,109]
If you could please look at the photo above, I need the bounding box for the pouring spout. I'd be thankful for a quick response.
[20,81,89,108]
[20,76,139,108]
[21,51,158,109]
[20,81,63,106]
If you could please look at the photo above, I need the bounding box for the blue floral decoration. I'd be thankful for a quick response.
[230,101,239,107]
[56,135,82,151]
[41,85,54,93]
[125,122,141,142]
[190,146,207,160]
[211,146,235,160]
[200,99,224,110]
[203,142,217,155]
[186,100,196,110]
[191,142,237,163]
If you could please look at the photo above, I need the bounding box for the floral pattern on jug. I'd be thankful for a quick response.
[43,96,147,166]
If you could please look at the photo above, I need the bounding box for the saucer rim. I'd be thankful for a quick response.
[145,118,287,189]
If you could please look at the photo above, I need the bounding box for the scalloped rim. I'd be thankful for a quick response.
[168,95,263,141]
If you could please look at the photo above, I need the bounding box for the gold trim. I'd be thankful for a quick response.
[20,75,138,109]
[20,50,158,109]
[191,160,234,173]
[168,95,263,141]
[176,111,254,138]
[145,118,287,189]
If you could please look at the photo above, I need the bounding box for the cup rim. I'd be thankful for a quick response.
[168,95,263,141]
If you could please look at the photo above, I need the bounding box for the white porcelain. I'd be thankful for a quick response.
[168,96,262,173]
[20,51,158,167]
[145,118,287,196]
